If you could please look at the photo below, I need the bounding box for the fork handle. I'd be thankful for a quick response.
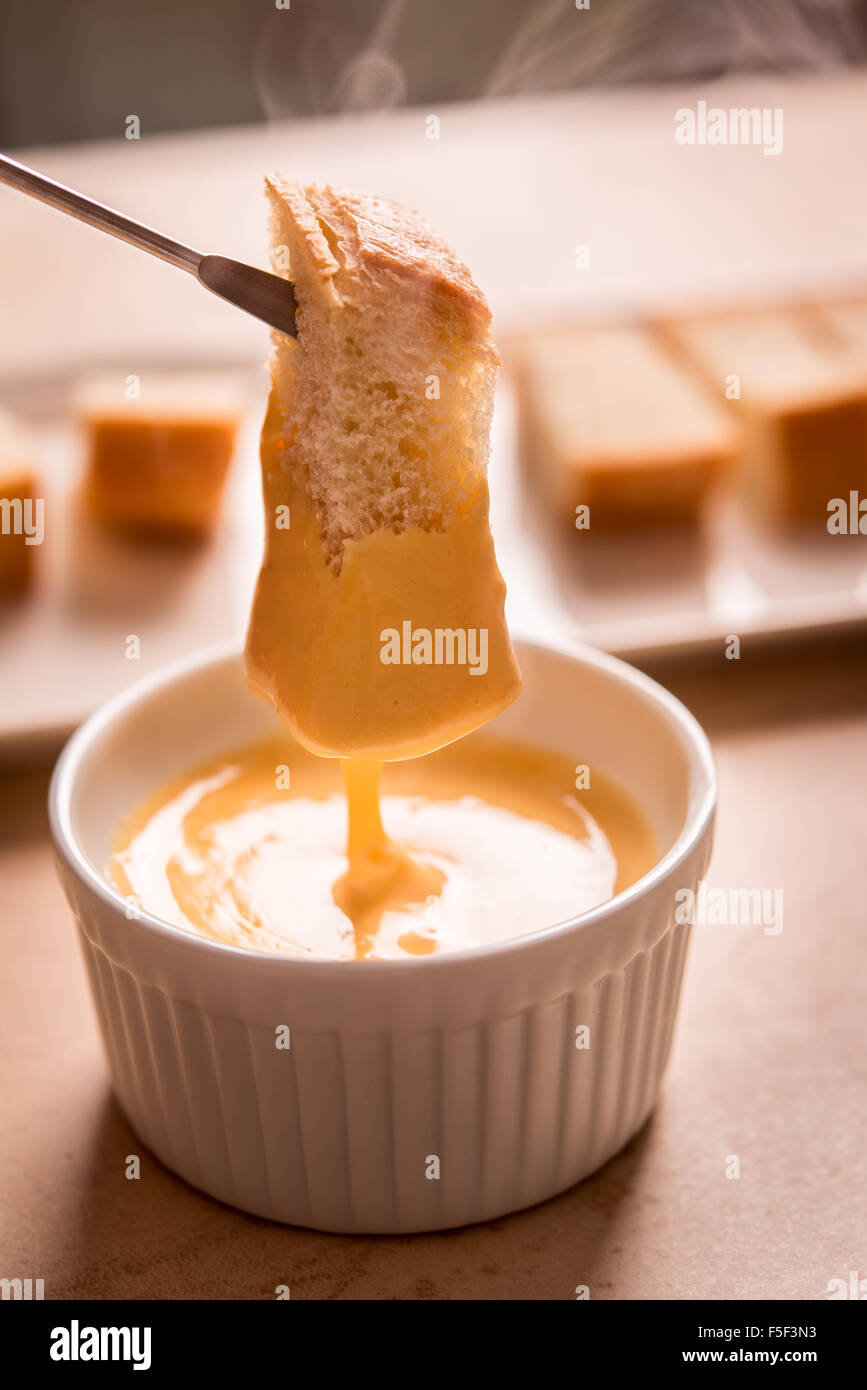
[0,151,202,275]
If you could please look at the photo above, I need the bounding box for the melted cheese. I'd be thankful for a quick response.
[110,734,657,961]
[242,385,530,940]
[245,391,522,762]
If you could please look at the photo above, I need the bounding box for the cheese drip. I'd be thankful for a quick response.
[332,760,445,957]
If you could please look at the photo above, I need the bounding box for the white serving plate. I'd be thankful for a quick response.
[491,385,867,663]
[0,374,263,760]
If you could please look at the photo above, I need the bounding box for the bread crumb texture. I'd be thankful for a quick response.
[265,178,498,567]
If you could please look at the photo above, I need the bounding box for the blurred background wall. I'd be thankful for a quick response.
[2,0,867,147]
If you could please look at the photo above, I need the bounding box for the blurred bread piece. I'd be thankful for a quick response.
[804,297,867,367]
[659,308,867,522]
[77,373,243,540]
[246,179,521,760]
[0,408,39,597]
[514,324,737,528]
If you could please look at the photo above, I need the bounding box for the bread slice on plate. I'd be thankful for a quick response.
[513,323,737,529]
[659,307,867,524]
[77,373,243,540]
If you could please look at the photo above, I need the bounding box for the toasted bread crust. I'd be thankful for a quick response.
[266,176,491,329]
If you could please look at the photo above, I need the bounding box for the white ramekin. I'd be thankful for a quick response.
[49,638,715,1234]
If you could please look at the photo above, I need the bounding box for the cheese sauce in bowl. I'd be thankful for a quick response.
[110,733,656,961]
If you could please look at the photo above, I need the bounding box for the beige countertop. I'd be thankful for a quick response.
[2,636,864,1301]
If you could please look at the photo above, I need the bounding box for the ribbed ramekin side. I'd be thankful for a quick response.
[72,900,695,1233]
[463,917,694,1224]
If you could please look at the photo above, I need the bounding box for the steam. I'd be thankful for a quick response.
[483,0,865,96]
[256,0,410,119]
[254,0,867,120]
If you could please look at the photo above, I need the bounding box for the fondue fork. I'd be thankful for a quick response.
[0,152,298,338]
